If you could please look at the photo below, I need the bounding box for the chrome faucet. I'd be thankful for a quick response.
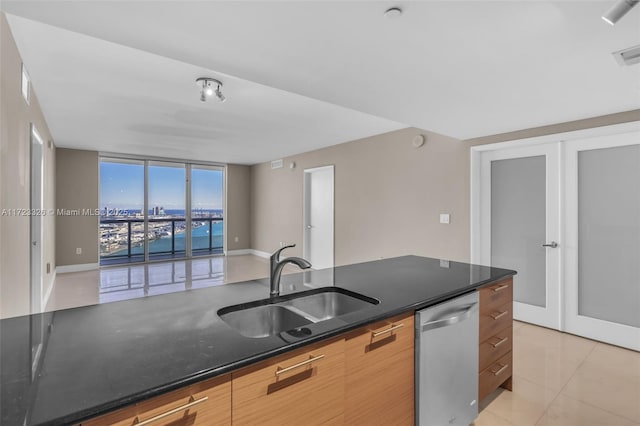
[270,244,311,297]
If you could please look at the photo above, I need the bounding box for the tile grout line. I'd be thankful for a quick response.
[532,341,599,425]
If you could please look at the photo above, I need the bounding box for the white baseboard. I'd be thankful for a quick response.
[226,249,253,256]
[56,263,99,274]
[226,249,271,258]
[250,249,270,259]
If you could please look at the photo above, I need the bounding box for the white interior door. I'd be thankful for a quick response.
[30,124,44,313]
[303,165,334,270]
[564,132,640,350]
[478,143,561,330]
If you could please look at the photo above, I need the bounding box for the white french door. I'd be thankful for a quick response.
[477,143,561,330]
[473,123,640,350]
[564,132,640,350]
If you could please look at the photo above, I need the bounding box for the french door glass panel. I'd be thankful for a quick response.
[564,132,640,350]
[577,144,640,328]
[480,143,560,330]
[491,156,546,308]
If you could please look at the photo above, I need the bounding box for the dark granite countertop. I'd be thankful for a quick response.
[0,255,515,426]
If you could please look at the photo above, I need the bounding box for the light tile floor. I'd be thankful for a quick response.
[46,255,276,312]
[475,322,640,426]
[49,256,639,425]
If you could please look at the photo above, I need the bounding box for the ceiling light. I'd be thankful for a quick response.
[602,0,639,25]
[215,86,226,103]
[384,7,403,19]
[612,44,640,66]
[196,77,225,103]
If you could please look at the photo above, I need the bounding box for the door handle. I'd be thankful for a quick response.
[542,241,558,248]
[421,303,477,332]
[306,225,313,229]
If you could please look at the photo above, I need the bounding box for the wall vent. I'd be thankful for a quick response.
[271,159,284,169]
[612,44,640,66]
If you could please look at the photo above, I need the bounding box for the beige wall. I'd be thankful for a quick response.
[251,128,471,266]
[55,148,99,266]
[467,110,640,146]
[1,13,56,318]
[226,164,251,251]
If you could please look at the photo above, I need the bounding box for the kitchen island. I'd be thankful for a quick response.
[0,255,515,425]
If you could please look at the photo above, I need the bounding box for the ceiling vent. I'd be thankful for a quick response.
[271,159,284,169]
[612,44,640,66]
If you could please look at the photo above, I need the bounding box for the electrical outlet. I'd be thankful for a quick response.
[439,213,450,224]
[76,247,82,255]
[234,236,239,243]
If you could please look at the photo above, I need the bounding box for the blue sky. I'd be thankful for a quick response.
[100,162,223,211]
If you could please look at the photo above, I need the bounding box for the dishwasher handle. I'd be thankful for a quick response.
[421,303,478,332]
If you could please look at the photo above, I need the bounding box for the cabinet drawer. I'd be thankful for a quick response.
[479,326,512,371]
[480,278,513,313]
[81,375,231,426]
[479,301,512,342]
[479,351,512,401]
[344,312,414,426]
[232,338,345,425]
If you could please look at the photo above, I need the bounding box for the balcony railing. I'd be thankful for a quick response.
[100,217,223,262]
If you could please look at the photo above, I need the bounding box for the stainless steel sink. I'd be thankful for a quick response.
[218,288,379,338]
[218,305,312,338]
[282,291,376,322]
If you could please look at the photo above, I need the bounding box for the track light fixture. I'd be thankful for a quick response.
[196,77,226,103]
[602,0,639,25]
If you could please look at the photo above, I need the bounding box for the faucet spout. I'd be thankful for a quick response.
[269,245,311,297]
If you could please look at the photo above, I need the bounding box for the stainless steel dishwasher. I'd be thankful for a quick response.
[415,291,479,426]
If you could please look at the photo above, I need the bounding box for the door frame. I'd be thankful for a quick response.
[30,123,44,314]
[303,165,335,270]
[471,121,640,333]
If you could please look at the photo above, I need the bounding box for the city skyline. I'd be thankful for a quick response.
[100,161,223,211]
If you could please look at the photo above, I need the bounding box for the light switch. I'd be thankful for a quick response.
[440,213,450,224]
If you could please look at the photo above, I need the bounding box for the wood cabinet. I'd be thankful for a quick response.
[478,277,514,401]
[81,374,231,426]
[344,312,414,426]
[232,338,346,425]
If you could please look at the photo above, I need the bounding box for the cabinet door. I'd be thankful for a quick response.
[81,374,231,426]
[232,338,345,426]
[344,312,414,426]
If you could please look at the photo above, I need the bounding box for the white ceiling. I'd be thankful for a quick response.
[3,1,640,163]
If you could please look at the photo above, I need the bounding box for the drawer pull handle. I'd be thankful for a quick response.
[134,396,208,425]
[372,323,405,338]
[490,336,509,348]
[275,354,325,376]
[492,363,509,376]
[490,311,508,320]
[492,284,510,292]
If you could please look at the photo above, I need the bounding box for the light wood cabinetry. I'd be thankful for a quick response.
[478,277,514,401]
[344,312,414,426]
[81,374,231,426]
[232,338,346,425]
[82,282,525,425]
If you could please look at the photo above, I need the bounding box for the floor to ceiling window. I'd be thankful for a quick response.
[99,157,224,265]
[148,161,187,260]
[99,158,146,264]
[190,165,224,257]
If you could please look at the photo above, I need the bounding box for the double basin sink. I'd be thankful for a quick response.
[218,287,379,338]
